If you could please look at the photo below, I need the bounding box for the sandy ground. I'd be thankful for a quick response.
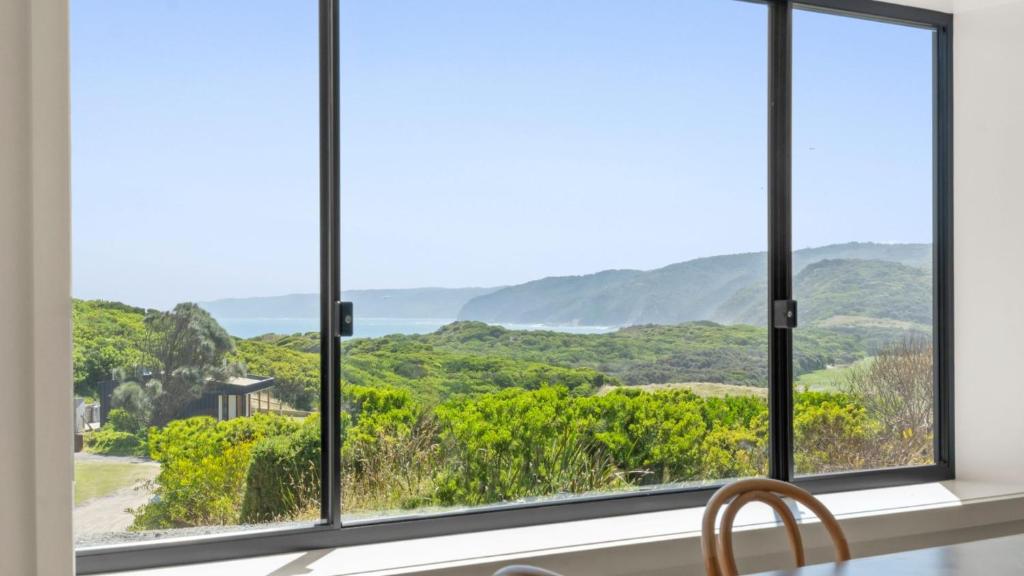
[74,454,159,538]
[597,381,768,398]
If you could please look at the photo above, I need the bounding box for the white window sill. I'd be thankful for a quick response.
[101,480,1024,576]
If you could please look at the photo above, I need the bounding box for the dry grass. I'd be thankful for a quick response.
[598,382,767,399]
[75,460,158,506]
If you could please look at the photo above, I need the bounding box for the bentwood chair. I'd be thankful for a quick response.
[701,478,851,576]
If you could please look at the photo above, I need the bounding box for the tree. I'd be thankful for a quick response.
[844,338,933,465]
[111,378,162,425]
[72,299,150,396]
[143,303,239,426]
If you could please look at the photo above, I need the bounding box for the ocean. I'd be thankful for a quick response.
[216,316,617,339]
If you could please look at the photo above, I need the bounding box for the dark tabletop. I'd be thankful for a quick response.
[750,533,1024,575]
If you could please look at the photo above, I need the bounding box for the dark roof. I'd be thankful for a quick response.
[205,375,275,395]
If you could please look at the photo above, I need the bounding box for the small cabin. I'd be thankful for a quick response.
[179,376,277,421]
[99,375,277,424]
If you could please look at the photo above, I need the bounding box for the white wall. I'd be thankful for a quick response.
[0,1,39,573]
[953,0,1024,482]
[0,0,73,575]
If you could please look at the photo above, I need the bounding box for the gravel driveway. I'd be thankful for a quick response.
[74,453,159,541]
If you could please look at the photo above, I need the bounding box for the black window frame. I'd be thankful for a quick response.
[75,0,953,572]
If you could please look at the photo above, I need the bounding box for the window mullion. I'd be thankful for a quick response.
[767,0,794,483]
[320,0,343,528]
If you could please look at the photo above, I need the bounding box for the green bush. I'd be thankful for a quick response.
[131,442,253,529]
[106,407,143,434]
[84,427,145,457]
[240,416,320,523]
[794,391,877,475]
[434,387,623,506]
[132,414,302,530]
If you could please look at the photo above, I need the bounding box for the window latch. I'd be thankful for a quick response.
[773,299,797,329]
[334,301,354,337]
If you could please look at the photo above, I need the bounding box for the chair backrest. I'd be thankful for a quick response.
[701,478,850,576]
[492,565,566,576]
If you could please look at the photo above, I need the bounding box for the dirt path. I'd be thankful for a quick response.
[74,455,159,537]
[75,483,155,536]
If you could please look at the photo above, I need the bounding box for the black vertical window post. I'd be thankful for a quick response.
[320,0,343,527]
[934,18,955,472]
[768,0,794,483]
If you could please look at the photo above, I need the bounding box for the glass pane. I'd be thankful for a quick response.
[71,0,322,547]
[792,9,935,475]
[339,0,768,520]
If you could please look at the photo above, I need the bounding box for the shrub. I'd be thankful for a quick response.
[132,414,302,530]
[240,416,321,523]
[341,409,441,512]
[434,387,624,505]
[845,338,934,465]
[698,419,769,480]
[131,443,253,529]
[106,407,143,434]
[110,380,160,427]
[146,413,299,463]
[793,392,877,474]
[84,427,145,457]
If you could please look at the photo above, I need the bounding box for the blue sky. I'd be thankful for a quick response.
[71,0,933,310]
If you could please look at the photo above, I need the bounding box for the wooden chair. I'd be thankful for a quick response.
[492,565,566,576]
[701,478,850,576]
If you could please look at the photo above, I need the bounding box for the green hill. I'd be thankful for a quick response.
[458,242,931,327]
[72,299,153,394]
[408,320,897,388]
[74,297,924,415]
[722,258,932,327]
[195,243,930,329]
[795,259,932,325]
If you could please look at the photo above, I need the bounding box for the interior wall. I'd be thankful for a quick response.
[0,0,73,575]
[32,0,74,573]
[952,0,1024,482]
[0,0,39,574]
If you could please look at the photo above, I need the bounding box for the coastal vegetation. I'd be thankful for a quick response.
[71,242,936,531]
[74,290,933,530]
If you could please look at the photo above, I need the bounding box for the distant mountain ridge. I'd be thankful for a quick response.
[201,287,499,320]
[200,242,932,330]
[458,242,932,327]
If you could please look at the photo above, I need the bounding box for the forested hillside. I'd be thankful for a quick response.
[222,318,912,409]
[75,296,925,415]
[73,300,152,395]
[721,258,933,327]
[795,259,932,325]
[459,242,931,326]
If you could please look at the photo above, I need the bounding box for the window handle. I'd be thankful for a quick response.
[773,300,797,329]
[334,301,354,337]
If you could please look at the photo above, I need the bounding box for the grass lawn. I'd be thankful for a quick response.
[795,357,874,392]
[74,460,158,506]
